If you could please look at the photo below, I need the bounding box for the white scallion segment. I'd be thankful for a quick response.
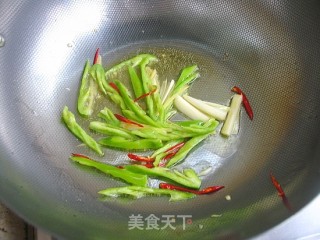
[198,167,212,176]
[203,101,230,111]
[231,107,240,135]
[183,95,228,121]
[159,79,167,99]
[162,80,175,104]
[174,96,210,121]
[221,94,242,137]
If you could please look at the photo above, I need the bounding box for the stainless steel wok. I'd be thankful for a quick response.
[0,1,320,239]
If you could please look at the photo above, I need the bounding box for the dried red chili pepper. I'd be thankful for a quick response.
[158,142,185,167]
[165,142,185,154]
[128,153,155,162]
[114,114,144,128]
[159,183,224,195]
[71,153,90,159]
[93,48,100,65]
[231,86,253,120]
[134,87,157,102]
[270,172,292,211]
[158,152,179,167]
[109,82,120,93]
[270,172,285,197]
[143,162,154,168]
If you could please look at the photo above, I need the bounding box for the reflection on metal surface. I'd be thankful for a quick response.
[36,2,103,76]
[0,0,320,239]
[0,34,5,47]
[297,234,320,240]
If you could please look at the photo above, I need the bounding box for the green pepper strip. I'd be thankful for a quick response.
[89,121,136,139]
[152,87,165,122]
[166,133,209,167]
[140,58,156,120]
[153,152,169,167]
[62,106,103,156]
[98,107,120,126]
[174,65,199,93]
[107,91,127,111]
[125,165,201,189]
[151,139,184,158]
[121,110,144,124]
[99,136,163,150]
[98,186,195,202]
[70,155,147,187]
[128,65,144,98]
[105,54,157,77]
[130,119,218,141]
[89,64,108,95]
[77,60,98,117]
[174,120,205,127]
[162,65,200,115]
[115,80,160,127]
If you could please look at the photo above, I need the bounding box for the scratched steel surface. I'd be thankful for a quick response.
[0,1,320,239]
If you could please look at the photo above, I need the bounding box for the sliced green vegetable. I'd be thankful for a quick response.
[174,120,205,127]
[70,155,147,187]
[175,65,199,91]
[89,64,108,95]
[105,54,157,77]
[115,80,160,127]
[77,60,98,117]
[62,106,103,156]
[128,65,143,98]
[125,165,201,189]
[130,123,215,141]
[140,58,156,119]
[98,107,120,126]
[106,91,127,111]
[89,121,135,139]
[99,136,163,150]
[151,139,184,158]
[98,186,195,201]
[166,133,210,167]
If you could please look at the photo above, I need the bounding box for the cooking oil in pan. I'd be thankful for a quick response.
[94,41,241,165]
[103,40,237,107]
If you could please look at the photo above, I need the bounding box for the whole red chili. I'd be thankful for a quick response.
[165,142,185,154]
[270,172,292,211]
[93,48,100,65]
[127,153,155,162]
[143,162,154,168]
[114,114,144,128]
[158,152,177,167]
[134,87,157,102]
[270,172,285,197]
[109,82,120,93]
[159,183,225,195]
[231,86,253,120]
[158,142,185,167]
[71,153,90,159]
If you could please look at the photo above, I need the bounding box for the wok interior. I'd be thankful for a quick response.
[0,1,320,239]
